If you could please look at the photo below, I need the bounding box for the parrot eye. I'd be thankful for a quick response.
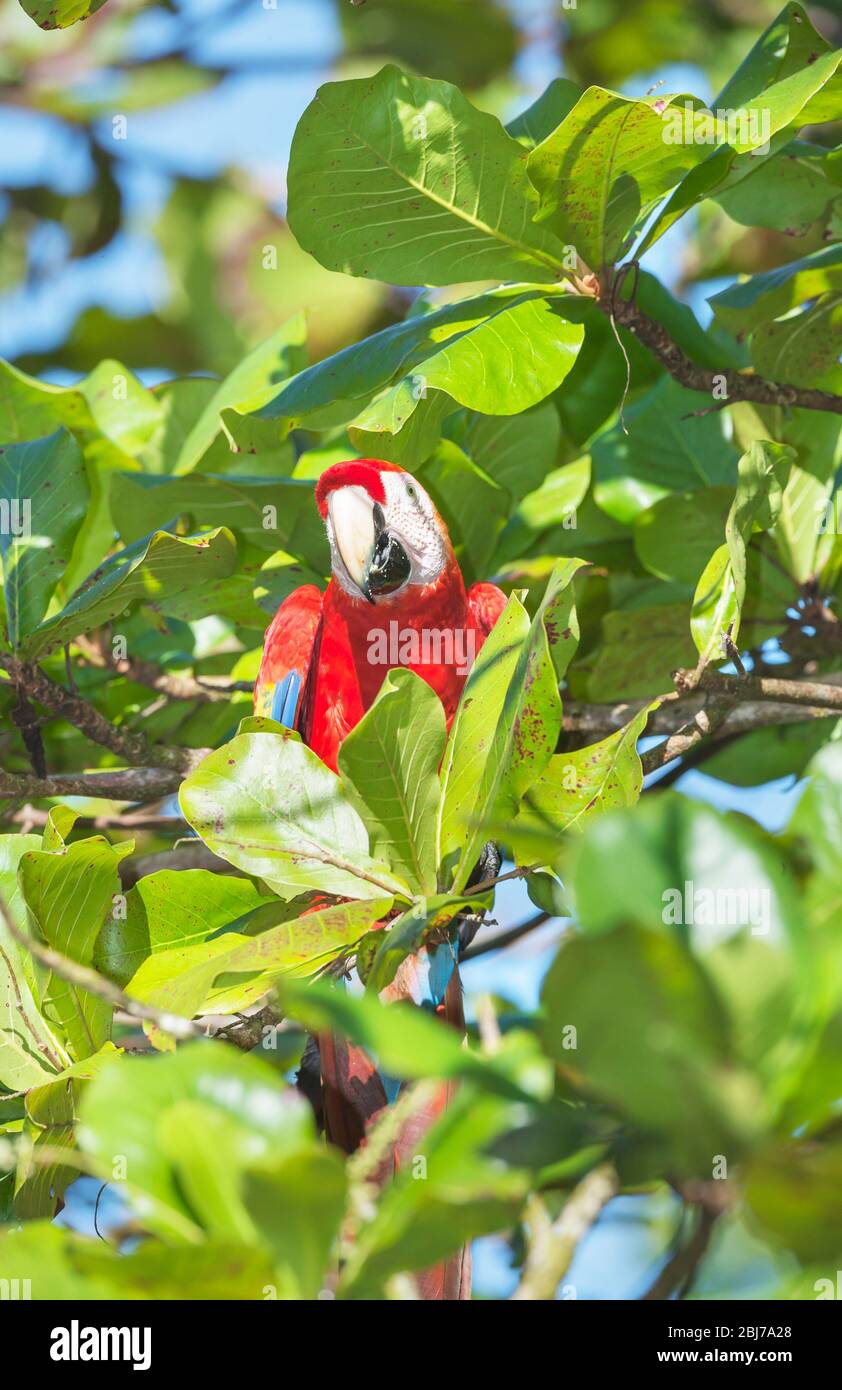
[405,482,417,501]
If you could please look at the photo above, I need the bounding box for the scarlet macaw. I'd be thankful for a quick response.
[254,458,506,1298]
[254,458,506,769]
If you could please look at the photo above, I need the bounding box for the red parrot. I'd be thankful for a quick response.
[254,458,505,769]
[254,458,506,1300]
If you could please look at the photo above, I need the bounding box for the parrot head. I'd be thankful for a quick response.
[315,459,453,604]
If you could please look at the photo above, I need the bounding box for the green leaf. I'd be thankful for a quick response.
[745,1135,842,1263]
[0,1223,122,1300]
[19,836,133,1060]
[174,316,307,473]
[277,977,548,1103]
[17,0,108,29]
[506,78,581,149]
[21,528,237,660]
[440,564,585,891]
[751,294,842,389]
[691,440,794,659]
[592,378,739,525]
[362,894,472,994]
[78,1043,317,1242]
[509,702,655,858]
[528,90,710,270]
[245,1148,347,1299]
[15,1044,119,1219]
[338,668,446,895]
[496,456,591,566]
[0,835,69,1091]
[264,287,563,431]
[715,3,836,111]
[0,430,89,649]
[126,898,393,1025]
[417,440,509,579]
[634,488,733,584]
[76,1237,276,1301]
[110,471,311,554]
[639,1,842,256]
[180,731,411,901]
[94,870,274,990]
[459,399,561,504]
[541,923,768,1173]
[712,143,842,243]
[587,602,697,702]
[346,296,582,464]
[288,65,569,287]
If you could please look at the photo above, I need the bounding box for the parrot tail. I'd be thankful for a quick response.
[310,960,472,1300]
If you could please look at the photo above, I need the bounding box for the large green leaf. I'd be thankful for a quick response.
[634,488,733,584]
[174,316,307,473]
[638,3,842,254]
[126,898,393,1025]
[346,296,582,462]
[710,245,842,335]
[528,89,710,270]
[338,669,445,895]
[587,601,697,702]
[712,142,842,242]
[21,527,237,660]
[439,560,584,890]
[418,440,509,579]
[263,287,582,467]
[541,923,767,1173]
[0,430,89,649]
[508,702,655,860]
[180,731,411,901]
[94,870,274,989]
[110,472,312,554]
[458,399,561,504]
[19,836,133,1061]
[287,65,570,286]
[751,294,842,389]
[592,378,739,525]
[78,1043,319,1243]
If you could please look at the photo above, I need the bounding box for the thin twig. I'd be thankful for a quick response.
[0,891,202,1042]
[642,1205,719,1300]
[512,1163,619,1300]
[461,912,552,961]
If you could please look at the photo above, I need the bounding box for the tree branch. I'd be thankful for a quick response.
[73,634,253,703]
[0,766,189,803]
[0,654,199,771]
[461,911,552,961]
[601,274,842,415]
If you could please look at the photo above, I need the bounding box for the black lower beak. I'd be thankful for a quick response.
[364,530,411,600]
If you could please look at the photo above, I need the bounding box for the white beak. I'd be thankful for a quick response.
[328,485,376,594]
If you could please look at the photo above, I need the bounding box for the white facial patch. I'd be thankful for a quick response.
[379,471,447,586]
